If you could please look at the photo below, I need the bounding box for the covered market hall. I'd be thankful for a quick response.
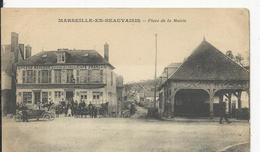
[158,40,249,118]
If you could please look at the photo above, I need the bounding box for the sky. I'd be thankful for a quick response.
[1,8,249,83]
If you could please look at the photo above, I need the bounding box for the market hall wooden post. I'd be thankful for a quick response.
[224,93,232,115]
[208,89,215,119]
[234,90,242,110]
[170,88,178,118]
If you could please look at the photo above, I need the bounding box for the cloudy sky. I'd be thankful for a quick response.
[1,9,249,83]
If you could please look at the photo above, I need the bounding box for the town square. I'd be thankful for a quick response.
[1,9,250,152]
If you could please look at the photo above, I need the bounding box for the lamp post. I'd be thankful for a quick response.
[154,33,158,108]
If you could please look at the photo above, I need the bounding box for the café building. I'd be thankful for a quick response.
[16,43,119,113]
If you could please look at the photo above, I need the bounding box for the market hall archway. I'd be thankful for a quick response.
[174,89,210,117]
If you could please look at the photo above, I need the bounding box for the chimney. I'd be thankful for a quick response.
[25,45,32,59]
[11,32,19,52]
[19,44,25,60]
[104,42,109,62]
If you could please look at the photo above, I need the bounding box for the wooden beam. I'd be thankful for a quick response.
[236,91,242,110]
[208,89,215,119]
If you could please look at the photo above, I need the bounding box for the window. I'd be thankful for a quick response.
[41,70,49,83]
[76,70,80,83]
[55,91,62,98]
[38,70,51,83]
[81,95,87,99]
[100,70,103,82]
[67,69,74,83]
[23,92,32,104]
[22,70,36,83]
[42,92,48,104]
[93,92,102,100]
[111,72,113,86]
[89,69,102,83]
[57,53,66,63]
[54,70,61,83]
[79,69,89,83]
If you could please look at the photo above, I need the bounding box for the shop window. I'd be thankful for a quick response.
[42,92,48,104]
[81,94,87,99]
[23,92,32,104]
[93,92,102,100]
[55,91,62,98]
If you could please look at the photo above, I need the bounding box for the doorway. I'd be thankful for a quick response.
[174,89,210,117]
[34,91,41,105]
[66,91,74,101]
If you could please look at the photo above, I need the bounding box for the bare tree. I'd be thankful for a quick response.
[235,53,244,65]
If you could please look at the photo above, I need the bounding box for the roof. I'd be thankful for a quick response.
[160,62,182,78]
[169,40,249,81]
[16,83,106,89]
[17,49,114,68]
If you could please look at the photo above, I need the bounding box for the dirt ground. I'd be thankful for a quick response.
[2,117,249,152]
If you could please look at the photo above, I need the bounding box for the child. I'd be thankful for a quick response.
[67,107,72,117]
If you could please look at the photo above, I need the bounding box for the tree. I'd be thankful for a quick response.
[235,53,244,65]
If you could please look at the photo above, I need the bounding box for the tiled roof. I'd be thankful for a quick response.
[17,49,114,68]
[169,40,249,81]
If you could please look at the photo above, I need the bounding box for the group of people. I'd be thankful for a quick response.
[219,99,231,124]
[16,103,29,122]
[55,98,109,118]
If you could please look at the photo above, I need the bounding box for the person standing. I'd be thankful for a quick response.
[21,103,29,122]
[73,100,78,117]
[88,102,94,118]
[67,106,72,117]
[219,99,231,124]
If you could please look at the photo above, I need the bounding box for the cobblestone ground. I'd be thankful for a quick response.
[2,117,249,152]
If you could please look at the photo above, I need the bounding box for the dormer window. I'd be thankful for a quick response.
[57,52,66,63]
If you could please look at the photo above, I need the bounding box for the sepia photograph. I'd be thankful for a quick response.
[1,8,250,152]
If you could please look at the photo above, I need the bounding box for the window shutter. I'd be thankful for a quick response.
[33,70,36,83]
[22,70,26,83]
[100,70,103,82]
[48,70,52,83]
[38,71,41,83]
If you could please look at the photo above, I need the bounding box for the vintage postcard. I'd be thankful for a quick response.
[1,8,250,152]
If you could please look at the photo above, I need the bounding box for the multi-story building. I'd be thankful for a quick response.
[1,32,29,115]
[158,40,249,118]
[116,75,124,115]
[16,43,120,114]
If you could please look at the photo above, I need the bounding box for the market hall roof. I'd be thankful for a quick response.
[17,49,115,69]
[169,40,249,81]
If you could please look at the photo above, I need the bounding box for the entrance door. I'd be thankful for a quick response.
[66,91,74,101]
[175,89,209,117]
[34,92,41,105]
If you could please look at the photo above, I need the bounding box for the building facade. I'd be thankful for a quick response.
[16,44,120,114]
[116,75,124,115]
[1,32,30,114]
[158,40,249,118]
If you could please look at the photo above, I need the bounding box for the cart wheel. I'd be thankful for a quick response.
[50,113,55,120]
[15,114,22,122]
[43,114,51,120]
